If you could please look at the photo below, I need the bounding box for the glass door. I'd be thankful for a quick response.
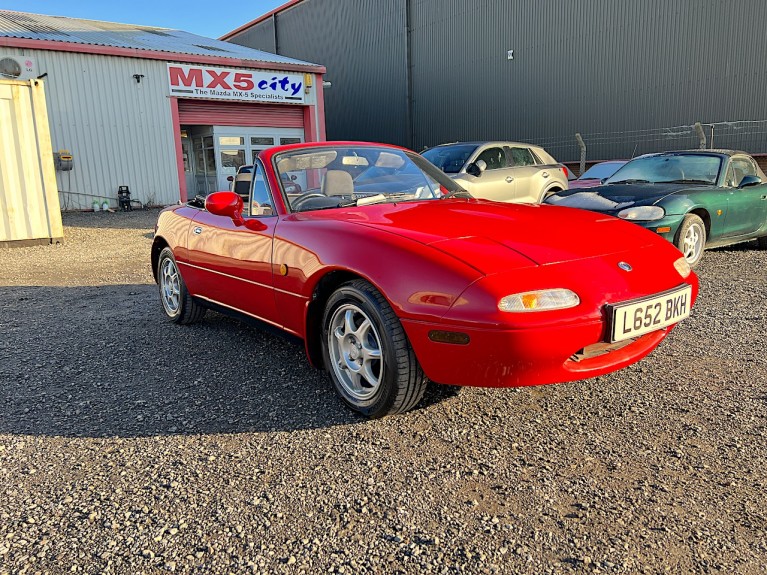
[218,136,247,191]
[191,135,218,196]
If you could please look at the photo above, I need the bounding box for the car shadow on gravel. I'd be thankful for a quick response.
[0,284,438,438]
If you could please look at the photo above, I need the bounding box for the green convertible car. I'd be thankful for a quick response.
[546,150,767,266]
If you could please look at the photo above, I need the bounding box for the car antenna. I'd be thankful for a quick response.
[631,144,638,159]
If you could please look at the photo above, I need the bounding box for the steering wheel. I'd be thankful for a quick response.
[291,193,327,211]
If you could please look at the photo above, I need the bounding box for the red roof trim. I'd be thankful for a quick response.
[220,0,306,41]
[0,35,325,73]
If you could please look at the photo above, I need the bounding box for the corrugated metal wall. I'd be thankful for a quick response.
[233,16,277,54]
[229,0,409,145]
[227,0,767,162]
[4,48,178,209]
[410,0,767,161]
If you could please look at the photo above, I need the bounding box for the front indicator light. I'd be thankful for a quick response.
[499,289,580,312]
[656,226,671,233]
[674,257,692,279]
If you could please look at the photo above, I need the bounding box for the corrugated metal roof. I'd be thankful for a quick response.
[0,10,319,68]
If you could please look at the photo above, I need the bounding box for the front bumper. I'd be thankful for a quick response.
[401,299,687,389]
[631,214,685,243]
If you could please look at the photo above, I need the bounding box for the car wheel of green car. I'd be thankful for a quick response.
[757,236,767,249]
[674,214,706,268]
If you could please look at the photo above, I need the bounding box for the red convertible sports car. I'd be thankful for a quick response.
[152,142,698,417]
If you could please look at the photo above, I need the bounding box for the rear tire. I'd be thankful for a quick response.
[674,214,706,267]
[157,247,206,324]
[321,280,427,418]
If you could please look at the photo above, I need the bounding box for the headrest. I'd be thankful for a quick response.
[322,170,354,196]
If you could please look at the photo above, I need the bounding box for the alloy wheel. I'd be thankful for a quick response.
[682,221,704,263]
[160,258,181,315]
[327,303,383,400]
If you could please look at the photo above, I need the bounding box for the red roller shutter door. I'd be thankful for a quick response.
[177,100,304,128]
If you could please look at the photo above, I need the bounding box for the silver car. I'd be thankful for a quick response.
[422,141,568,203]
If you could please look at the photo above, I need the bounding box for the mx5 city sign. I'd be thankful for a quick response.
[168,64,306,104]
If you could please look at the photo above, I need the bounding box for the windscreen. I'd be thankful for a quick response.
[422,144,478,174]
[275,146,468,213]
[579,161,626,180]
[607,155,722,185]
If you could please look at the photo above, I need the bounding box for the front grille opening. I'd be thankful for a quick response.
[570,339,636,362]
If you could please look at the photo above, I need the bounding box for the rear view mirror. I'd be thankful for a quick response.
[738,175,761,188]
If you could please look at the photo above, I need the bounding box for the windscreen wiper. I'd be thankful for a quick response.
[656,179,711,185]
[609,179,651,184]
[441,188,472,199]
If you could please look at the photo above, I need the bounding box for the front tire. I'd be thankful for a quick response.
[321,280,427,417]
[757,236,767,249]
[157,247,206,324]
[674,214,706,267]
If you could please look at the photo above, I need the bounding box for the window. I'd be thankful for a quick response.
[219,136,244,146]
[280,137,302,145]
[726,157,758,187]
[508,147,536,166]
[475,147,507,170]
[422,144,477,174]
[250,163,274,216]
[220,149,246,171]
[251,137,275,146]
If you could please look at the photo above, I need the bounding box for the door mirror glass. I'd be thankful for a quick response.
[466,160,487,177]
[738,175,761,188]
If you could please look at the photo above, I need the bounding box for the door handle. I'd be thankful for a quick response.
[542,172,550,178]
[505,176,514,183]
[193,226,203,235]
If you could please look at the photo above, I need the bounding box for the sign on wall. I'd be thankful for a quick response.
[167,64,306,104]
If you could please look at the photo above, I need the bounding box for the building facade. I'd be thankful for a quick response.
[223,0,767,164]
[0,10,326,209]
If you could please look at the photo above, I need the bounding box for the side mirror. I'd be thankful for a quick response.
[466,159,487,177]
[205,191,267,231]
[738,175,761,188]
[226,175,234,182]
[206,191,244,220]
[600,177,609,184]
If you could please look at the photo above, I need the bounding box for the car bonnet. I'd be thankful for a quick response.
[546,182,712,212]
[334,199,662,274]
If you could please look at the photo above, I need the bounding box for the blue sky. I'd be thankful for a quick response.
[1,0,287,39]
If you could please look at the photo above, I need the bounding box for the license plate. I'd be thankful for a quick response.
[609,285,692,343]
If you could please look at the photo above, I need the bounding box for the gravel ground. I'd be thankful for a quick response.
[1,209,765,575]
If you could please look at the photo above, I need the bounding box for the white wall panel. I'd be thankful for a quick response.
[4,48,179,209]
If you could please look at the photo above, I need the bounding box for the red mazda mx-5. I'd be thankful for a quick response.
[152,142,698,417]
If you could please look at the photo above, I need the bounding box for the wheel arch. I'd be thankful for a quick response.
[541,185,563,202]
[688,207,712,238]
[151,236,170,282]
[304,269,378,368]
